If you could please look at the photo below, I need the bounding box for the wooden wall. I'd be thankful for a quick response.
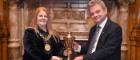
[1,0,140,60]
[5,0,129,60]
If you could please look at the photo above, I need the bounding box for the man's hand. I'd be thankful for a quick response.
[73,42,81,52]
[74,55,83,60]
[51,56,62,60]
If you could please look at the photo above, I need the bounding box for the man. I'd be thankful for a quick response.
[73,0,122,60]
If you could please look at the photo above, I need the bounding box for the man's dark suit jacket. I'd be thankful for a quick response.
[23,28,64,60]
[81,19,122,60]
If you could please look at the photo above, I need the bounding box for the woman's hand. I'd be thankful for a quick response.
[64,48,72,56]
[51,56,62,60]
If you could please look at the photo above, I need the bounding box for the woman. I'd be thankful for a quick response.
[23,7,68,60]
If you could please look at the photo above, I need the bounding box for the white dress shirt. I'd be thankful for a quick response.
[91,17,108,53]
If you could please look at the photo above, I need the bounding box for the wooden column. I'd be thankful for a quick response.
[8,0,22,60]
[18,3,30,57]
[128,0,140,60]
[109,0,129,60]
[0,0,9,60]
[118,3,129,60]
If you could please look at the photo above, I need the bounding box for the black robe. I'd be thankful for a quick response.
[23,28,64,60]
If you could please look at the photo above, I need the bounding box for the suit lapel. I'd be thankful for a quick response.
[87,26,96,48]
[89,26,96,40]
[98,19,111,41]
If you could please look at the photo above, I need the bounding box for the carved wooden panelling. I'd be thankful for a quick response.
[51,8,87,23]
[50,8,89,40]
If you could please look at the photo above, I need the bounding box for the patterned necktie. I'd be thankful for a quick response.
[87,25,101,54]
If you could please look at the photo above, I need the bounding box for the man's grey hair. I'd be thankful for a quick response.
[88,0,107,10]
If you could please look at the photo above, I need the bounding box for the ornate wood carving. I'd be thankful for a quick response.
[129,26,140,60]
[128,0,140,60]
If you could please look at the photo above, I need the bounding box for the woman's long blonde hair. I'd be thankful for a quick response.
[29,6,58,36]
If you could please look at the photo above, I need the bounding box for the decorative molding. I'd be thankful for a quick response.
[51,8,87,23]
[128,0,135,4]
